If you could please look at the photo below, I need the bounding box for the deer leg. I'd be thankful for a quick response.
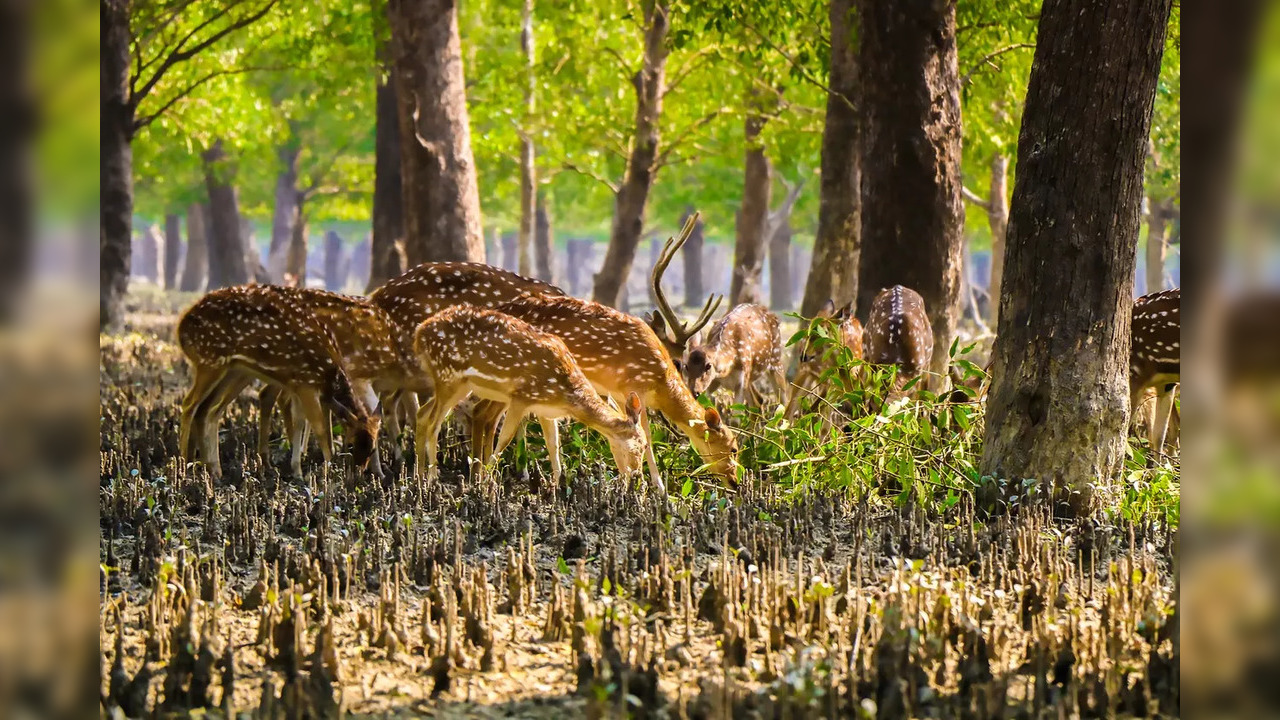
[471,400,505,466]
[638,410,664,493]
[200,371,255,479]
[784,367,813,419]
[538,416,562,485]
[770,366,788,406]
[285,395,307,478]
[1152,383,1176,455]
[491,403,528,463]
[258,384,284,467]
[295,388,332,476]
[415,385,467,480]
[180,364,229,463]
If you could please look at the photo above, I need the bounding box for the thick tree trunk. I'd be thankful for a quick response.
[163,213,182,289]
[350,236,371,289]
[1145,198,1168,293]
[285,204,308,286]
[0,0,33,322]
[592,1,670,308]
[179,203,209,292]
[202,140,250,289]
[730,109,771,306]
[854,0,964,378]
[680,207,704,307]
[769,213,793,311]
[986,153,1009,325]
[534,192,554,282]
[388,0,485,265]
[799,0,859,318]
[368,18,405,291]
[100,0,134,330]
[980,0,1172,514]
[324,230,348,291]
[517,0,536,277]
[267,142,301,282]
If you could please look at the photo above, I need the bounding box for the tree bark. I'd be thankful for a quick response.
[202,141,250,289]
[769,212,793,311]
[730,109,771,306]
[534,192,554,282]
[350,235,372,290]
[388,0,485,265]
[1145,197,1168,293]
[799,0,859,318]
[501,232,517,271]
[285,202,308,286]
[324,230,347,291]
[986,153,1009,325]
[517,0,536,277]
[163,213,182,289]
[680,206,704,307]
[100,0,133,329]
[591,0,670,308]
[179,203,209,292]
[980,0,1172,514]
[267,141,301,282]
[0,0,33,322]
[138,224,162,283]
[854,0,964,378]
[369,3,405,291]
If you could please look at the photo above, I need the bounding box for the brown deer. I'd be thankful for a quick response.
[368,262,564,431]
[1130,288,1179,452]
[644,212,724,371]
[684,303,788,407]
[784,299,865,418]
[862,285,934,393]
[176,285,380,478]
[412,306,649,484]
[468,294,740,487]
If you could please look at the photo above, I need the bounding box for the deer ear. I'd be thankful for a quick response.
[819,299,836,318]
[705,406,723,431]
[837,302,854,319]
[625,392,643,424]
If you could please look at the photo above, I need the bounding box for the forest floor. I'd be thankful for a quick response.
[99,288,1178,718]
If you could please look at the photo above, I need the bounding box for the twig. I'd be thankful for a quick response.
[961,43,1035,87]
[738,16,854,112]
[560,162,620,194]
[961,186,990,210]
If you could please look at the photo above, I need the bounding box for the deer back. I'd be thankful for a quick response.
[1130,288,1180,395]
[687,304,782,385]
[863,285,933,380]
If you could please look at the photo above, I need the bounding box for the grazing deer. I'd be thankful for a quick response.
[412,306,649,484]
[368,262,564,432]
[863,285,934,393]
[644,212,724,371]
[176,285,380,478]
[1130,288,1179,452]
[469,294,740,487]
[684,303,788,407]
[785,299,864,418]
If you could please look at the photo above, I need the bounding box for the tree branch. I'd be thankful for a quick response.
[961,185,990,210]
[133,64,285,132]
[654,108,722,170]
[739,16,854,112]
[662,45,720,99]
[132,0,279,107]
[601,46,634,77]
[961,43,1035,86]
[560,162,620,194]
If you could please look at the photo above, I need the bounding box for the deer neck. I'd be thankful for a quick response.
[651,372,705,435]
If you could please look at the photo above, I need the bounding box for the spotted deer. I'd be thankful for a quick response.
[412,306,649,484]
[683,303,787,407]
[176,285,380,478]
[863,285,934,394]
[644,212,724,372]
[368,262,564,432]
[467,294,740,488]
[784,299,865,418]
[1130,288,1180,452]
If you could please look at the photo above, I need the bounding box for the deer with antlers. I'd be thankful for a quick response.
[643,213,724,371]
[1130,288,1179,452]
[862,285,935,394]
[177,285,381,478]
[784,299,865,418]
[413,306,649,484]
[465,293,740,488]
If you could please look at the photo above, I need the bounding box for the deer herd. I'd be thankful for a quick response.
[176,212,1181,487]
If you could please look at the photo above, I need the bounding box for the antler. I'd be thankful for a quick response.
[650,211,723,347]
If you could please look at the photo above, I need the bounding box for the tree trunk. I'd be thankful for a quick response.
[534,192,554,282]
[138,224,162,283]
[0,0,33,322]
[980,0,1172,514]
[267,141,301,282]
[799,0,859,319]
[388,0,485,265]
[680,206,704,307]
[517,0,536,277]
[163,213,182,289]
[565,239,581,295]
[730,109,771,306]
[1145,198,1168,293]
[769,213,793,311]
[986,153,1009,325]
[179,203,209,292]
[368,11,405,291]
[202,140,250,289]
[100,0,134,329]
[324,230,347,291]
[591,0,670,308]
[501,232,517,271]
[350,236,372,290]
[286,202,308,286]
[854,0,964,378]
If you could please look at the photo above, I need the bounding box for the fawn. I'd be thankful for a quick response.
[176,285,380,478]
[1130,288,1179,452]
[684,303,788,407]
[412,306,649,484]
[785,299,865,418]
[863,285,934,395]
[469,294,740,487]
